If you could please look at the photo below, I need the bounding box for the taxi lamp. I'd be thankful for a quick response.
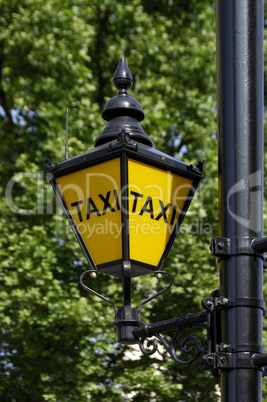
[44,58,204,345]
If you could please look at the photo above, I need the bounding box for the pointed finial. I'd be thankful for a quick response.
[113,58,133,93]
[94,58,153,148]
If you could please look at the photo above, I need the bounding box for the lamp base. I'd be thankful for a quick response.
[113,307,144,345]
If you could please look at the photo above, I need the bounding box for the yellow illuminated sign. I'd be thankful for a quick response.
[55,158,122,265]
[55,156,193,271]
[128,159,193,266]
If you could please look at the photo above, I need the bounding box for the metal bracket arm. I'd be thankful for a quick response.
[130,291,225,376]
[132,295,220,370]
[132,311,207,338]
[132,311,208,366]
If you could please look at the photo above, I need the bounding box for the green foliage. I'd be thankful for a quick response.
[0,0,266,401]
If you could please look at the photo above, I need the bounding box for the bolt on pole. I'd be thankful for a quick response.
[216,0,264,401]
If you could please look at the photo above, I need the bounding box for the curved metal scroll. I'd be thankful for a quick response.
[139,322,207,365]
[138,271,174,313]
[80,270,118,314]
[80,270,173,315]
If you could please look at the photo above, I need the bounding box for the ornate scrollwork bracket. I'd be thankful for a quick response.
[138,320,207,366]
[132,290,222,377]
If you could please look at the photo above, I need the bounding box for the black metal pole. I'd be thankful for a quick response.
[216,1,264,401]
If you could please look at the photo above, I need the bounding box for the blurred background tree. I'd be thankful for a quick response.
[0,0,266,401]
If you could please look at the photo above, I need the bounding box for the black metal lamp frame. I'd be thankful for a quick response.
[44,129,203,344]
[44,58,205,356]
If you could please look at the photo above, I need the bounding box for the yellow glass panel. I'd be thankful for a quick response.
[128,158,193,266]
[55,158,122,265]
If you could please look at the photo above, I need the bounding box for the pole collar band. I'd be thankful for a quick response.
[211,236,265,260]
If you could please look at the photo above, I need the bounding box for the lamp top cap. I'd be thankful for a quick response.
[101,58,145,122]
[95,58,153,147]
[113,58,133,92]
